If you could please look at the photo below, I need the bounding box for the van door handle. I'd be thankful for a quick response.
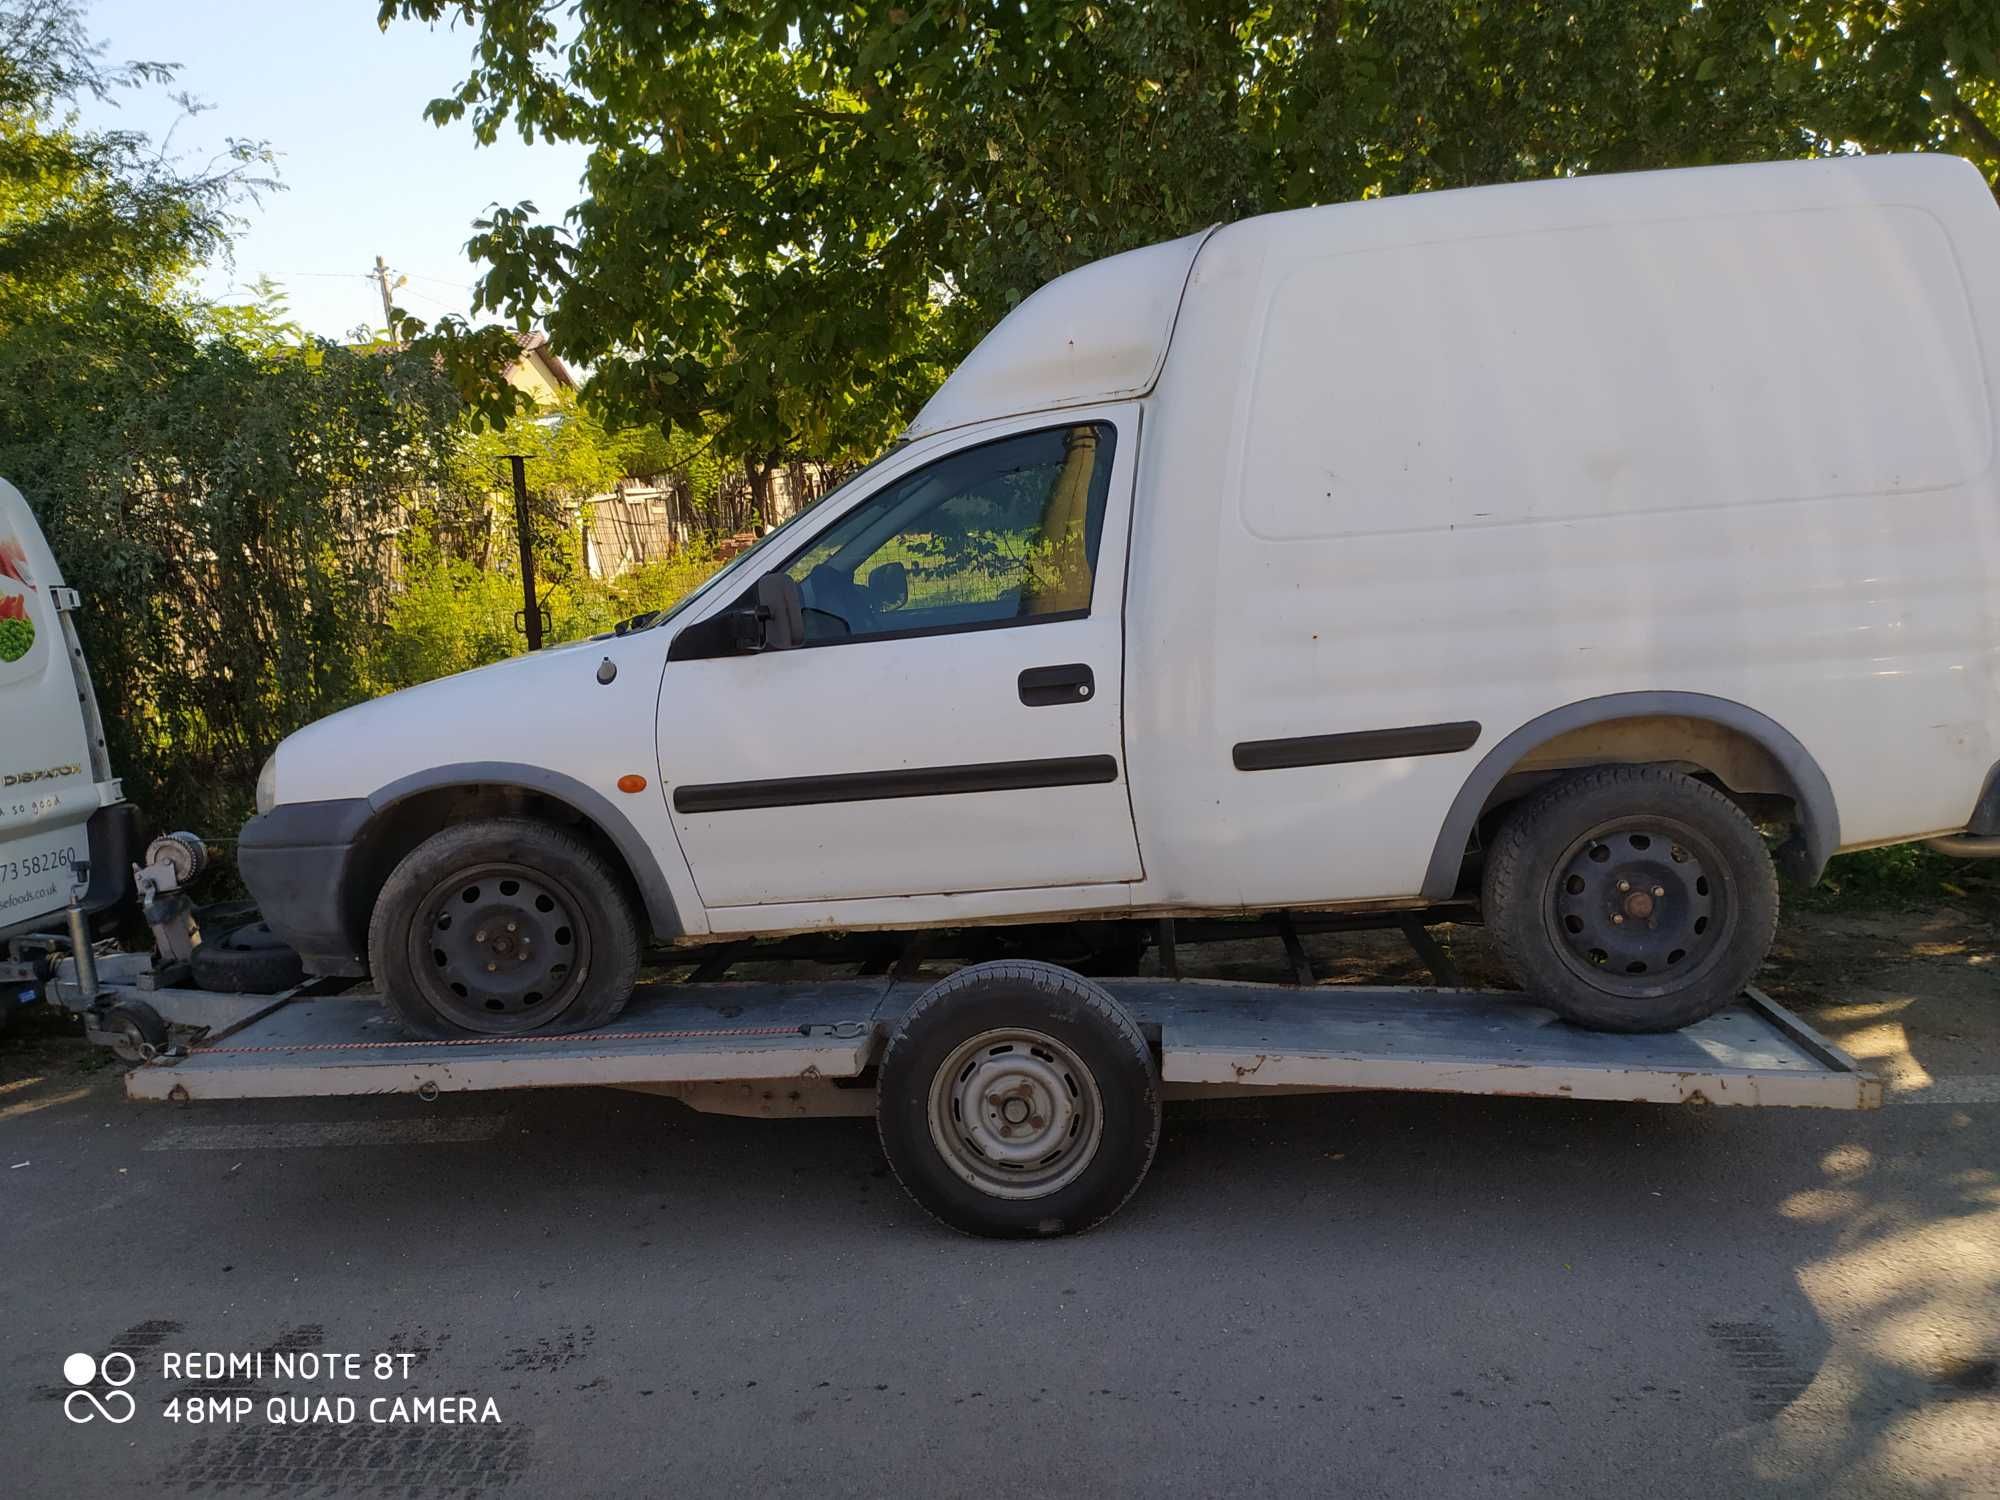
[1018,663,1095,707]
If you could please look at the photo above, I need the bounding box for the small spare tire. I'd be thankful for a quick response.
[191,921,305,994]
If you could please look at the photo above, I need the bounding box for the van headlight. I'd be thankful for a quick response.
[255,752,279,815]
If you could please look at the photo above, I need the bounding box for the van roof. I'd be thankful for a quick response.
[904,153,1993,444]
[905,228,1214,441]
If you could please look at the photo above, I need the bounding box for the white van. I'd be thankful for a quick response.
[241,154,2000,1040]
[0,479,135,945]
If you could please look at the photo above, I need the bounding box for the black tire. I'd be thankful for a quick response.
[190,921,305,995]
[876,960,1160,1238]
[102,999,169,1063]
[367,818,640,1039]
[1482,765,1779,1032]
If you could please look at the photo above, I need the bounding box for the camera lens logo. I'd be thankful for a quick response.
[63,1352,136,1424]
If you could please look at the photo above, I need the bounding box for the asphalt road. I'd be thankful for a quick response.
[4,964,1997,1499]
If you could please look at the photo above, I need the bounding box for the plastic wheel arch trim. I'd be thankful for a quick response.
[1421,691,1841,901]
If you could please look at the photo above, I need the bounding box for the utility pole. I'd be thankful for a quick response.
[372,255,397,334]
[506,454,543,651]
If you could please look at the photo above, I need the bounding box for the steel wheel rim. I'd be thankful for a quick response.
[409,861,590,1032]
[1542,814,1735,997]
[926,1027,1104,1200]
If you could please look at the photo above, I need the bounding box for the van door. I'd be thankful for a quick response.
[0,479,97,936]
[657,411,1143,909]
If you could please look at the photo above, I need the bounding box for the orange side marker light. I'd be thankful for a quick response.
[617,774,648,794]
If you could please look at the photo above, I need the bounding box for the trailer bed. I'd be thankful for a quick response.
[124,976,1879,1111]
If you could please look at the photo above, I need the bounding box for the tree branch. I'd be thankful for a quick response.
[1949,97,2000,164]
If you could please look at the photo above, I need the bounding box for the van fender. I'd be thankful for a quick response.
[370,762,683,938]
[1420,692,1840,900]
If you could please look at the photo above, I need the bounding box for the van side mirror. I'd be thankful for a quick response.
[865,561,907,611]
[729,571,804,652]
[666,571,805,661]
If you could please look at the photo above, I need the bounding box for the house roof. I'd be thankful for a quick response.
[508,331,578,396]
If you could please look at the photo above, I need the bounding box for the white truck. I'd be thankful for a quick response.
[0,477,136,962]
[243,153,2000,1041]
[1,477,294,1052]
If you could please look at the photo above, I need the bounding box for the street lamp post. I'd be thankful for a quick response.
[504,452,542,651]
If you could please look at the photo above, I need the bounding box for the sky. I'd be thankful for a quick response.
[77,0,590,338]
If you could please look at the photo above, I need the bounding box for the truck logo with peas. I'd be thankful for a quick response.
[0,531,34,663]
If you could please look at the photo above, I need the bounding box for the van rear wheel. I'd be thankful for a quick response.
[1482,766,1778,1033]
[368,818,640,1039]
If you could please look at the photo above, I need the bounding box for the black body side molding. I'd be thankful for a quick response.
[1233,722,1482,772]
[674,755,1119,814]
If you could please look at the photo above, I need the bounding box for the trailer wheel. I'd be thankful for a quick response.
[101,1000,169,1063]
[367,818,639,1039]
[877,961,1159,1238]
[1483,765,1778,1033]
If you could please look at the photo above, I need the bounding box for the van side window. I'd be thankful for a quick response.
[782,423,1116,644]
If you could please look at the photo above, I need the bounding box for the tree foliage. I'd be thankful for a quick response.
[385,1,2000,455]
[0,0,269,324]
[0,2,464,842]
[392,2,952,466]
[0,291,467,840]
[0,0,745,848]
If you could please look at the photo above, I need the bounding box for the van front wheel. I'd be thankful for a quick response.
[368,818,640,1039]
[1482,766,1778,1033]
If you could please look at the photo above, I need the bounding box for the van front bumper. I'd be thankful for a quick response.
[237,799,374,977]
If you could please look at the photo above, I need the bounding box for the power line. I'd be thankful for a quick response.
[397,285,468,315]
[259,268,474,291]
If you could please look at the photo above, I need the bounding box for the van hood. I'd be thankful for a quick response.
[305,637,599,735]
[266,633,654,811]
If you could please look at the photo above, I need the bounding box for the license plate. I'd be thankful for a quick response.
[0,825,86,930]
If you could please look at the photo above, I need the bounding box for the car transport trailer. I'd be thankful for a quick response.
[116,952,1879,1238]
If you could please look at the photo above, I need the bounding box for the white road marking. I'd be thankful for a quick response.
[144,1116,509,1151]
[1885,1077,2000,1106]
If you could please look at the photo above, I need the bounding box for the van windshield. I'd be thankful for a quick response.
[634,444,905,634]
